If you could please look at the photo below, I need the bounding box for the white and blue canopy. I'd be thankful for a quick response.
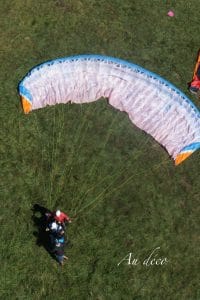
[19,55,200,165]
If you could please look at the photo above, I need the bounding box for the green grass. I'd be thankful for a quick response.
[0,0,200,299]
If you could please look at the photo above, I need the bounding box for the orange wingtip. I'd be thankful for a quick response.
[21,96,32,114]
[175,152,193,166]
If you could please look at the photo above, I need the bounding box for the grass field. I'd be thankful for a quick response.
[0,0,200,299]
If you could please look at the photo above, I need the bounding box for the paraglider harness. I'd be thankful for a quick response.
[45,213,69,252]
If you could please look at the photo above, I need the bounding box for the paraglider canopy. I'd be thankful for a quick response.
[18,54,200,165]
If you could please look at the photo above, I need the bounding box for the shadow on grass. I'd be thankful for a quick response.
[31,204,55,259]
